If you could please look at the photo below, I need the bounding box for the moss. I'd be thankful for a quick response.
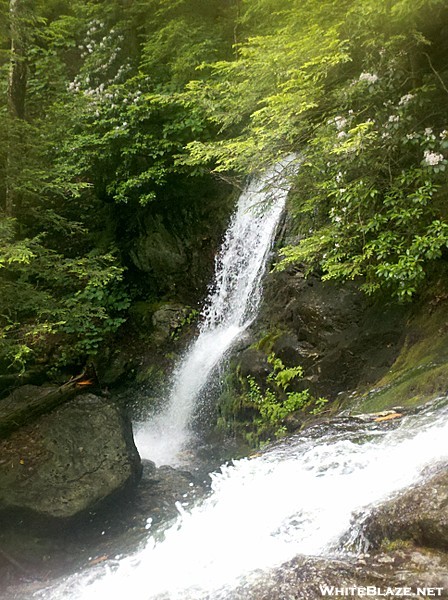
[380,538,413,552]
[343,297,448,414]
[135,364,164,386]
[352,362,448,413]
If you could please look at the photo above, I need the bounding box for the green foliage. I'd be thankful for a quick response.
[0,220,130,371]
[276,31,448,299]
[241,353,328,445]
[170,308,199,341]
[179,0,448,300]
[182,18,350,173]
[266,352,303,390]
[2,0,448,378]
[0,0,234,376]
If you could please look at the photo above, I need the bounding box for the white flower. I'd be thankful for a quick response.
[424,127,434,137]
[334,216,342,223]
[406,133,417,140]
[423,150,444,166]
[359,72,379,84]
[399,93,414,106]
[337,131,347,139]
[388,115,399,123]
[440,130,448,139]
[334,116,347,130]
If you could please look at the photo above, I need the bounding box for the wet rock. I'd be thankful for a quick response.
[362,547,448,592]
[237,347,270,384]
[0,461,207,597]
[151,303,192,344]
[0,394,141,522]
[0,384,77,438]
[94,349,132,386]
[128,184,233,302]
[221,548,448,600]
[222,555,383,600]
[361,466,448,551]
[136,463,208,525]
[254,268,409,398]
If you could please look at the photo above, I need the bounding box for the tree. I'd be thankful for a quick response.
[181,0,448,299]
[5,0,30,217]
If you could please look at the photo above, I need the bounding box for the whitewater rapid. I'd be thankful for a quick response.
[35,397,448,600]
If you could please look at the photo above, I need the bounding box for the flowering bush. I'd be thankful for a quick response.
[277,33,448,300]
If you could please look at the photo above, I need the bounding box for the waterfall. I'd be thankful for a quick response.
[35,397,448,600]
[18,157,448,600]
[134,156,296,467]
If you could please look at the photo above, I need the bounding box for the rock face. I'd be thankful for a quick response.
[253,268,409,398]
[229,548,448,600]
[128,183,233,303]
[362,465,448,551]
[216,266,410,442]
[0,393,141,522]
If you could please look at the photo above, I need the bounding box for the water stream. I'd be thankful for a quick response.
[34,398,448,600]
[135,157,296,466]
[12,160,448,600]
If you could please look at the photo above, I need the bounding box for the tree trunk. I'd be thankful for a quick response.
[5,0,28,217]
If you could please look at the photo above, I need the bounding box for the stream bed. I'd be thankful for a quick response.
[5,396,446,600]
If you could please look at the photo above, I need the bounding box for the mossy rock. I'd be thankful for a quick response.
[344,298,448,414]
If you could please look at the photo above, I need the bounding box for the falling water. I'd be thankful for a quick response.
[33,397,448,600]
[14,158,448,600]
[135,157,296,466]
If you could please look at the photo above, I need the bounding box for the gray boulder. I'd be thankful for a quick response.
[0,393,141,521]
[227,548,448,600]
[362,465,448,551]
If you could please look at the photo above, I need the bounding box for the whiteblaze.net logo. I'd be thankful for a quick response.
[319,586,444,597]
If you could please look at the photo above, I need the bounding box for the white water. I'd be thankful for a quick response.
[36,398,448,600]
[135,157,296,466]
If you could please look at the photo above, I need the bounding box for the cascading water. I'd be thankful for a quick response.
[33,397,448,600]
[13,159,448,600]
[135,156,296,467]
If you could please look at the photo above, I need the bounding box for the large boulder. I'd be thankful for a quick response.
[361,465,448,551]
[0,384,77,437]
[0,393,141,522]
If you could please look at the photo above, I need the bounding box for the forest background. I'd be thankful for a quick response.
[1,0,447,380]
